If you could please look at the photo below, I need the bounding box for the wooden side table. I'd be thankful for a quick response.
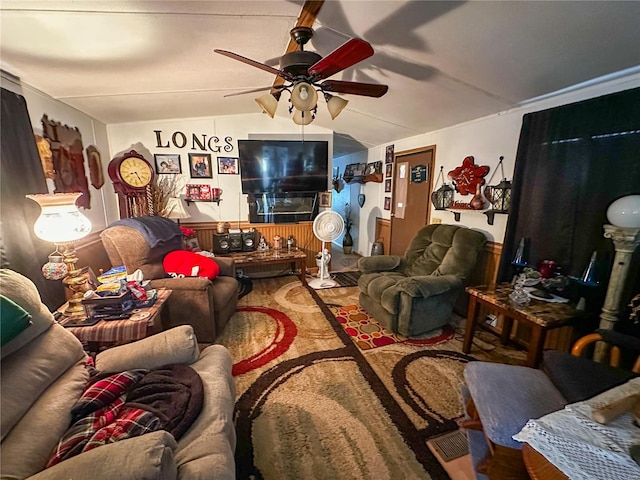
[57,288,172,354]
[462,284,583,368]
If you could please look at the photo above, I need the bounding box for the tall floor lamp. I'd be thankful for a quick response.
[595,195,640,360]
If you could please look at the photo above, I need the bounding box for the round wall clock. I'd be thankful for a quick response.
[447,156,490,195]
[108,150,154,194]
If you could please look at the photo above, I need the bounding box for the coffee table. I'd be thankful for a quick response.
[57,288,171,354]
[462,283,584,367]
[220,248,309,285]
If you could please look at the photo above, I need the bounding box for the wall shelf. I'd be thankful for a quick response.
[445,207,508,225]
[185,198,221,206]
[343,173,383,184]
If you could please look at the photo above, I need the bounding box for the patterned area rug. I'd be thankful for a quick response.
[217,277,526,480]
[330,304,455,350]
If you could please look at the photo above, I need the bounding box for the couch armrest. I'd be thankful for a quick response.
[393,274,462,298]
[28,431,177,480]
[151,277,212,291]
[213,257,236,277]
[358,255,406,274]
[95,326,199,373]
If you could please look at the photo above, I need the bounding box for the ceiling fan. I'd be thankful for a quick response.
[214,26,388,124]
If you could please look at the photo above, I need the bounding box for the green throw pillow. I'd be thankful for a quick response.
[1,295,32,346]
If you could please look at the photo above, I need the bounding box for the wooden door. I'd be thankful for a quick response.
[389,146,436,256]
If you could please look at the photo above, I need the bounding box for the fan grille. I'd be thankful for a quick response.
[313,211,345,242]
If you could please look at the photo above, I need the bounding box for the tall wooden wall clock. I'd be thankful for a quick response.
[108,150,154,218]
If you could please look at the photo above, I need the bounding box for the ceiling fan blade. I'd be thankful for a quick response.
[223,85,286,97]
[214,49,294,81]
[321,80,388,98]
[308,38,374,80]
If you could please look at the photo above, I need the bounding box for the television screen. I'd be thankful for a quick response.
[238,140,329,194]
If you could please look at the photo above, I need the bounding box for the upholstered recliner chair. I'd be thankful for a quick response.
[100,217,239,342]
[358,224,487,337]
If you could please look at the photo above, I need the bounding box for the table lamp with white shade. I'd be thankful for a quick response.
[167,197,191,225]
[26,192,92,318]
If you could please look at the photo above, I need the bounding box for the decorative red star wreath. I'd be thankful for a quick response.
[447,156,490,195]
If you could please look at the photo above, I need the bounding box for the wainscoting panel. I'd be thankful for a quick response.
[374,218,391,255]
[187,221,322,276]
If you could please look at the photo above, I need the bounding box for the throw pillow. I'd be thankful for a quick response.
[1,294,32,346]
[163,250,220,280]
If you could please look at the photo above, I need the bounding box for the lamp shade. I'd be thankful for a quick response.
[606,195,640,228]
[26,193,91,243]
[167,197,191,220]
[291,82,318,112]
[293,109,314,125]
[326,94,348,120]
[255,93,278,118]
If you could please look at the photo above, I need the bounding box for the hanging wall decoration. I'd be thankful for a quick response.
[86,145,104,189]
[447,156,490,196]
[431,166,454,210]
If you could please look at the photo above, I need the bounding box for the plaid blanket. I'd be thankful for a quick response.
[47,365,203,468]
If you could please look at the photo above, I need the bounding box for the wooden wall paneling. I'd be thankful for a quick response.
[375,217,391,255]
[185,221,322,277]
[455,241,503,316]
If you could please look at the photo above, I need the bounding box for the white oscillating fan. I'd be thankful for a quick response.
[309,210,345,289]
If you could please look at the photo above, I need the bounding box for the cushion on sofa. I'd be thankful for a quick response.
[1,323,87,442]
[1,294,32,345]
[0,269,55,359]
[27,431,178,480]
[164,250,220,280]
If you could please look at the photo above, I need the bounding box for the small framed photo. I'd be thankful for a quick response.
[353,163,366,176]
[154,153,181,174]
[384,197,391,210]
[186,184,212,201]
[319,191,332,207]
[188,153,212,178]
[385,144,394,164]
[185,237,201,252]
[217,157,238,175]
[366,161,382,175]
[385,163,392,178]
[385,179,392,192]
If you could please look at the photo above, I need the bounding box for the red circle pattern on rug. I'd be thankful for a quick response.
[232,306,298,376]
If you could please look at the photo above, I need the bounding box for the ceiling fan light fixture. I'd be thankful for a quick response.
[255,93,278,118]
[325,94,349,120]
[291,82,318,112]
[292,109,314,125]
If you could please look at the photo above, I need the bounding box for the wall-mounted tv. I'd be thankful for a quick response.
[238,140,329,194]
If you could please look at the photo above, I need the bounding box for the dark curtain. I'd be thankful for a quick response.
[498,87,640,326]
[1,88,65,309]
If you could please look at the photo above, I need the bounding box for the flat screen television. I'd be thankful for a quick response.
[238,140,329,194]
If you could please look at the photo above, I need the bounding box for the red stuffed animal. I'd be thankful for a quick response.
[163,250,220,280]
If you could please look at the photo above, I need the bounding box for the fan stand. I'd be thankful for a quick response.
[308,241,338,290]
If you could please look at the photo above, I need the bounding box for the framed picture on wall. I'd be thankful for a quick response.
[385,163,392,178]
[385,144,394,164]
[319,191,332,207]
[384,197,391,210]
[188,153,212,178]
[154,153,181,174]
[366,161,382,175]
[385,179,392,192]
[217,157,238,174]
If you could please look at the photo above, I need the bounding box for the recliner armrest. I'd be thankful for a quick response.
[95,325,200,373]
[213,256,236,277]
[358,255,406,273]
[393,274,462,298]
[150,277,212,291]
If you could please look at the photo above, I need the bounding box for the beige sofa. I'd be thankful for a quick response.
[1,269,236,480]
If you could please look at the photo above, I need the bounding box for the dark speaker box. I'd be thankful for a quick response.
[228,232,243,252]
[242,231,256,251]
[212,233,231,254]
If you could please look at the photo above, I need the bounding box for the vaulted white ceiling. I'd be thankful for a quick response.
[2,1,640,157]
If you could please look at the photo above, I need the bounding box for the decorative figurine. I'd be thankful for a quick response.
[258,236,268,251]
